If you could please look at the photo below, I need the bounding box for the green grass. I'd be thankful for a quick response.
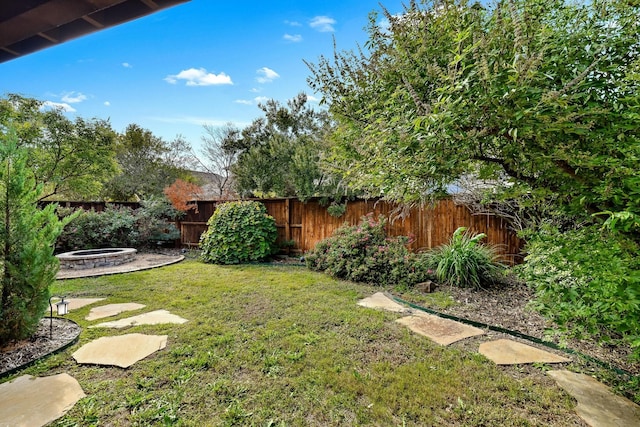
[8,261,580,426]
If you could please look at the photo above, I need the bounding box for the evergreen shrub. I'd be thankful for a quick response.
[0,131,76,343]
[305,214,433,288]
[200,201,277,264]
[56,197,180,251]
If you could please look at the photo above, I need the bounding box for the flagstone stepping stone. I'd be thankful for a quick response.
[396,312,484,345]
[0,373,85,427]
[89,309,188,329]
[85,302,146,321]
[479,339,571,365]
[54,297,105,313]
[72,333,168,368]
[357,292,409,313]
[548,370,640,427]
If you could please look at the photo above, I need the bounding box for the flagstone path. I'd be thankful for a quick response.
[89,309,188,329]
[0,373,85,427]
[358,292,640,427]
[1,292,188,426]
[85,302,146,321]
[72,333,168,368]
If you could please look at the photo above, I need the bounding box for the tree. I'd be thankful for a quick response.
[164,178,203,212]
[0,94,118,201]
[230,93,340,201]
[198,122,240,198]
[0,126,75,343]
[103,124,194,201]
[307,0,640,220]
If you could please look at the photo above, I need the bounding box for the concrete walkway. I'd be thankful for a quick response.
[357,292,640,427]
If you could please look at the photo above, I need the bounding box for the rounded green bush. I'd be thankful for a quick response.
[200,201,277,264]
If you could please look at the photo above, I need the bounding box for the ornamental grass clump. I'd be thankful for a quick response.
[430,227,505,290]
[200,201,277,265]
[305,214,431,288]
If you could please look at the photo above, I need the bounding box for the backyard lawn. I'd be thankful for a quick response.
[25,260,583,426]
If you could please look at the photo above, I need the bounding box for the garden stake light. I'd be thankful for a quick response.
[49,296,69,339]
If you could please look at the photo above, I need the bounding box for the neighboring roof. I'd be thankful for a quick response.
[0,0,190,63]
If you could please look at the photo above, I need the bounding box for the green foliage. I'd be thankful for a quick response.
[230,93,343,201]
[57,198,180,251]
[326,202,347,218]
[0,128,75,344]
[307,0,640,220]
[305,214,433,288]
[0,94,118,201]
[430,227,505,290]
[102,124,193,201]
[200,201,277,264]
[57,205,138,250]
[517,225,640,357]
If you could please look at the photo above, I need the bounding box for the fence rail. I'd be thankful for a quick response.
[178,198,524,264]
[45,198,523,264]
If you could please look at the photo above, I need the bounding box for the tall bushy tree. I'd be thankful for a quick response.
[0,126,75,344]
[0,94,118,201]
[307,0,640,219]
[103,124,193,201]
[230,93,341,201]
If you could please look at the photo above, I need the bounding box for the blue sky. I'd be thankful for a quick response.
[0,0,405,151]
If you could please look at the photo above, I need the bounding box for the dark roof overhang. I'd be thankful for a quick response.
[0,0,190,63]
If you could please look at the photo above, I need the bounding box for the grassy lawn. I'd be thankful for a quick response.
[20,260,580,426]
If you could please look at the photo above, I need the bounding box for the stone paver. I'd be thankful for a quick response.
[396,312,484,345]
[85,302,146,321]
[72,333,168,368]
[479,339,571,365]
[0,374,85,427]
[89,309,188,329]
[548,370,640,427]
[357,292,409,313]
[54,297,105,313]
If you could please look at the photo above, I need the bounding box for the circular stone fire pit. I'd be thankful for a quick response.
[56,248,137,270]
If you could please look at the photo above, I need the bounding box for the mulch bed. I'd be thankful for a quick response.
[0,318,81,377]
[409,281,639,376]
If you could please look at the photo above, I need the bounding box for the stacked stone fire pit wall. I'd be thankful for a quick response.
[57,248,137,270]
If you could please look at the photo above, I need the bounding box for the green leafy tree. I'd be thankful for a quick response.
[103,124,193,201]
[230,93,340,201]
[0,126,76,344]
[307,0,640,219]
[0,94,118,201]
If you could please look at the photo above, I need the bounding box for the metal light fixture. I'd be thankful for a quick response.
[49,296,70,339]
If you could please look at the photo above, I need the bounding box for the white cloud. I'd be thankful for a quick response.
[42,101,76,112]
[283,33,302,42]
[122,62,132,68]
[307,95,320,103]
[256,67,280,84]
[254,96,269,104]
[165,68,233,86]
[250,87,261,93]
[61,91,87,103]
[310,16,336,32]
[285,20,302,26]
[235,99,253,105]
[104,101,111,106]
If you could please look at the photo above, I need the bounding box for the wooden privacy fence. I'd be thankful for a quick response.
[178,198,524,264]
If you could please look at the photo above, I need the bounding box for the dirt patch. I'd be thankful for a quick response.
[0,318,81,376]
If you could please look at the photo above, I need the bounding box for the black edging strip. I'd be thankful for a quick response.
[0,318,81,380]
[388,293,635,378]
